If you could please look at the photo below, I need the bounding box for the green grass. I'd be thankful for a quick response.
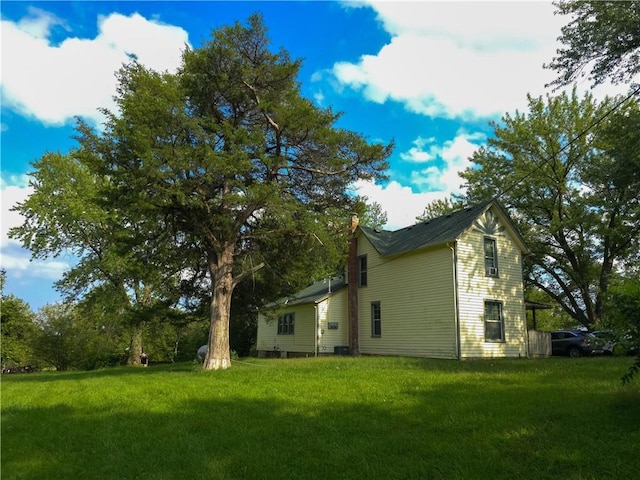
[2,356,639,480]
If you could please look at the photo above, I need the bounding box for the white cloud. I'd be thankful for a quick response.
[404,131,485,193]
[313,89,326,106]
[366,1,553,50]
[1,10,190,126]
[355,179,450,230]
[13,6,70,39]
[333,1,627,120]
[400,136,437,162]
[0,246,70,280]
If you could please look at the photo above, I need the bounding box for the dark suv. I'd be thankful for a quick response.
[550,330,594,357]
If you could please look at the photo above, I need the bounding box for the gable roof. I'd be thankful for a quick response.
[359,200,528,257]
[264,277,346,309]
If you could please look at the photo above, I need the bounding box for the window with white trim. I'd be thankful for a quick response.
[484,301,504,342]
[484,237,498,276]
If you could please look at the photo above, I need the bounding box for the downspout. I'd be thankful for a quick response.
[448,241,461,360]
[325,278,331,355]
[314,304,319,357]
[521,252,530,359]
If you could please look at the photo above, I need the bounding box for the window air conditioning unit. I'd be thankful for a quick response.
[487,267,498,276]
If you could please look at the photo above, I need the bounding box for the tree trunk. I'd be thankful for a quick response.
[127,323,144,366]
[128,285,152,365]
[203,244,234,370]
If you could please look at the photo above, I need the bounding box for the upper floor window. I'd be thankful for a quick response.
[358,255,368,287]
[484,301,504,342]
[277,313,295,335]
[484,237,498,276]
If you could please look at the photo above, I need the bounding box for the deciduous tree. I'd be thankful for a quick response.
[0,271,37,370]
[9,149,188,365]
[547,0,640,86]
[461,90,640,328]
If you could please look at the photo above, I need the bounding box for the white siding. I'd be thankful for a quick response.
[256,288,349,356]
[317,289,349,354]
[256,309,280,354]
[356,235,458,358]
[456,213,528,358]
[256,303,316,355]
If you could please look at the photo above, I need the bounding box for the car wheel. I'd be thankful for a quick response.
[568,347,582,358]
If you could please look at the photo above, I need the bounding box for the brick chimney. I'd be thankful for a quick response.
[350,214,359,233]
[348,214,359,355]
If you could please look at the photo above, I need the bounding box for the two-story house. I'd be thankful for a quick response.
[256,200,531,359]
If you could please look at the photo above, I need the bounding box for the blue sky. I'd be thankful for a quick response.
[0,1,625,311]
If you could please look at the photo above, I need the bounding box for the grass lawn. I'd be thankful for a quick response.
[2,356,639,480]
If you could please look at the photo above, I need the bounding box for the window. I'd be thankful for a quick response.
[484,237,498,276]
[484,301,504,342]
[371,302,381,337]
[358,255,368,287]
[277,313,295,335]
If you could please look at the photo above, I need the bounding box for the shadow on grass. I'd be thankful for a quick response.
[7,355,635,383]
[3,372,639,480]
[1,362,200,383]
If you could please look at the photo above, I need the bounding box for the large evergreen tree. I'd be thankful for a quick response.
[12,15,390,370]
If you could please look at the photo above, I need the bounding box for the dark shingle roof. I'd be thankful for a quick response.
[359,201,493,257]
[266,277,346,308]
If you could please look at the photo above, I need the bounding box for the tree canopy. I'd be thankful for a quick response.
[460,89,640,328]
[547,0,640,87]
